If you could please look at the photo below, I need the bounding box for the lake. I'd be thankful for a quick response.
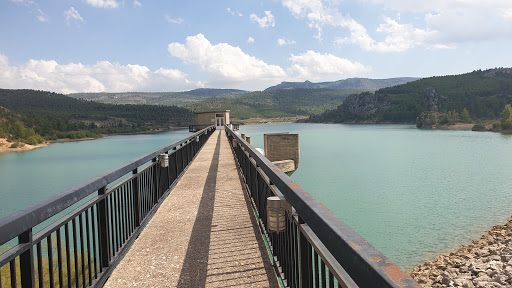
[1,123,512,270]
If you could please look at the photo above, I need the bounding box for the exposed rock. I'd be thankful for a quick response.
[341,92,396,121]
[423,87,440,112]
[342,92,379,120]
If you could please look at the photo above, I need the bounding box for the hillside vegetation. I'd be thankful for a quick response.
[0,106,45,145]
[311,68,512,125]
[0,89,194,141]
[69,88,249,106]
[187,88,360,119]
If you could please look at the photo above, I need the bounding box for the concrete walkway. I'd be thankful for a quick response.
[105,130,278,288]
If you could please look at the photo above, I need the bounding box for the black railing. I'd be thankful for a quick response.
[189,124,210,132]
[0,126,215,288]
[225,127,420,288]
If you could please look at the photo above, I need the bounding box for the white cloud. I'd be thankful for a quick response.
[9,0,35,6]
[250,11,275,28]
[165,15,184,24]
[362,0,512,45]
[501,8,512,19]
[335,17,439,52]
[37,9,48,22]
[277,38,296,46]
[0,54,201,93]
[86,0,119,8]
[167,34,370,89]
[424,10,512,43]
[247,37,255,44]
[64,7,84,25]
[11,0,49,22]
[361,0,512,15]
[288,50,370,80]
[168,34,286,89]
[133,0,142,7]
[227,8,243,16]
[281,0,446,51]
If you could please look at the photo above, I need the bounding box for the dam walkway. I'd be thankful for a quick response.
[104,130,278,287]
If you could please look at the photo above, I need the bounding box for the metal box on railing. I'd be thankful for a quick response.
[159,153,169,167]
[267,196,287,233]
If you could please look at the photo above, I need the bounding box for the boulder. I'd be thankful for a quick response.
[472,124,487,131]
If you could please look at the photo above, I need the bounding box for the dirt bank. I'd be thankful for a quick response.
[0,138,48,153]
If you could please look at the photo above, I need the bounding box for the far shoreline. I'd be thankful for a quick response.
[0,126,190,154]
[2,120,509,154]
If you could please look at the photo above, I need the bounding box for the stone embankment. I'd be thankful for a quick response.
[411,217,512,288]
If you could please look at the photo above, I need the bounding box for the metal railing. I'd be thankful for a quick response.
[0,126,215,288]
[189,124,210,132]
[190,123,240,132]
[225,126,420,288]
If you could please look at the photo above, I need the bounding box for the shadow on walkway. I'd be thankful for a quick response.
[177,132,221,287]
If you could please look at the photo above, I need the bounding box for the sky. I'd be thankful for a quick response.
[1,0,512,93]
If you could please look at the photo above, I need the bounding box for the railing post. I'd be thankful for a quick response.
[166,151,171,192]
[132,168,140,227]
[299,218,312,288]
[19,229,34,288]
[97,186,110,270]
[153,157,158,204]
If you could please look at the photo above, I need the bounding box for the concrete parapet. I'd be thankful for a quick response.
[264,133,300,172]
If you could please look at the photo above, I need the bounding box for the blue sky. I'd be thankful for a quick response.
[1,0,512,93]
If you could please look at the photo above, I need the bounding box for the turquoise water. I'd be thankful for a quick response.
[1,124,512,270]
[0,129,191,219]
[238,123,512,270]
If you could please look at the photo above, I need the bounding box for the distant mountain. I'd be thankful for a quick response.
[265,77,420,91]
[68,88,249,106]
[188,88,360,119]
[182,88,249,98]
[310,68,512,124]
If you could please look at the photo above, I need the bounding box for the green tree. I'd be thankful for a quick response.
[501,104,512,129]
[460,108,471,123]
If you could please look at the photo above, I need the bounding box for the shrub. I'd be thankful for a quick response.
[25,135,45,145]
[10,141,24,148]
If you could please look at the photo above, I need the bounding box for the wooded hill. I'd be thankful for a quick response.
[187,88,361,119]
[310,68,512,124]
[69,89,249,106]
[0,89,194,141]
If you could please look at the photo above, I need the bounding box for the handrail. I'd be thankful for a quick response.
[0,125,215,288]
[225,125,420,288]
[0,126,212,246]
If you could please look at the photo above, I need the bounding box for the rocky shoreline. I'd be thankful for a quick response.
[411,217,512,287]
